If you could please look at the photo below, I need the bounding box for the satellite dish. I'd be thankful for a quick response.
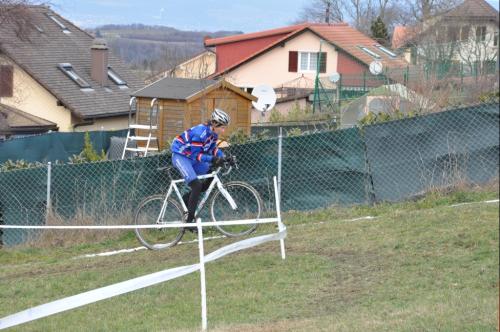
[251,85,276,112]
[329,72,340,83]
[369,61,383,75]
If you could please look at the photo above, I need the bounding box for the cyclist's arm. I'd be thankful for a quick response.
[207,141,224,159]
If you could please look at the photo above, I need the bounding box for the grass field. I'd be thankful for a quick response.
[0,189,498,331]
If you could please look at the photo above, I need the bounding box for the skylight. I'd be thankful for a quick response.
[359,46,381,60]
[107,67,127,86]
[375,44,397,58]
[47,14,71,34]
[58,63,91,88]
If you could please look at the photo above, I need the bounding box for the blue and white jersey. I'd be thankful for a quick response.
[171,123,224,162]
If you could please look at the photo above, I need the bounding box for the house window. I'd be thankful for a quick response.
[374,44,397,58]
[298,52,326,73]
[460,26,470,41]
[447,26,459,42]
[494,33,498,46]
[47,14,71,34]
[0,65,14,97]
[108,67,128,87]
[359,46,381,60]
[58,63,91,88]
[476,26,486,42]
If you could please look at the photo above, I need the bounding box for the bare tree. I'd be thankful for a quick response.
[0,0,42,42]
[295,0,344,24]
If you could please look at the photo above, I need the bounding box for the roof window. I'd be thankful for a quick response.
[108,67,128,88]
[47,14,71,34]
[58,63,91,88]
[359,46,381,60]
[375,44,397,58]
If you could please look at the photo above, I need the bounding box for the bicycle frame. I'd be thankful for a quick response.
[156,167,237,224]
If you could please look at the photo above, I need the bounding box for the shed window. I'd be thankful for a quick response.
[58,63,91,88]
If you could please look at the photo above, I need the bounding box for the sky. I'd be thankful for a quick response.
[49,0,308,32]
[49,0,500,33]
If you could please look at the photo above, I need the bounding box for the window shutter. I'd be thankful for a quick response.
[0,65,14,97]
[319,52,327,73]
[288,51,298,72]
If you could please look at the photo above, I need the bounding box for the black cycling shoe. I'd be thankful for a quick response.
[182,212,198,233]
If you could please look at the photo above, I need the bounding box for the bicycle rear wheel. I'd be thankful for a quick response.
[134,195,184,250]
[210,181,262,237]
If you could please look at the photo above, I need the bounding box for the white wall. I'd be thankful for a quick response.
[0,55,72,131]
[224,31,338,89]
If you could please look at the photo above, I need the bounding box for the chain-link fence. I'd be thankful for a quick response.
[0,102,498,246]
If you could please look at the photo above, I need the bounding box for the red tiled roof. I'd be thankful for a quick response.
[392,26,411,49]
[205,23,311,46]
[207,23,408,78]
[444,0,498,18]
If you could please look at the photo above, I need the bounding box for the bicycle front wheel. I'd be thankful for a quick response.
[134,195,184,250]
[210,181,262,237]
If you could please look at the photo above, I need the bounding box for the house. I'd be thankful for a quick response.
[392,0,499,71]
[0,103,57,140]
[132,78,256,148]
[340,83,435,128]
[204,23,408,93]
[145,50,216,84]
[0,5,143,132]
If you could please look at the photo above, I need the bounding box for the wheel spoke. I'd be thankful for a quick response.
[211,182,261,237]
[134,195,184,250]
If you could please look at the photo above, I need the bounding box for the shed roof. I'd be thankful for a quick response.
[133,77,256,102]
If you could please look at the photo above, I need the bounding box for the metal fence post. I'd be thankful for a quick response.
[46,162,52,222]
[277,127,282,207]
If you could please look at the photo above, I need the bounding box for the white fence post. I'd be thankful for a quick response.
[196,218,208,331]
[273,176,286,260]
[277,127,282,205]
[46,162,52,222]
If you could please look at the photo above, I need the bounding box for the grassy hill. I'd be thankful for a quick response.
[0,188,498,331]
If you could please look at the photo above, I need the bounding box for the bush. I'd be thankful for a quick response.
[0,159,44,171]
[68,132,107,164]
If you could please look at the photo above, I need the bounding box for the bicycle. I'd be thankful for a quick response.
[134,156,263,250]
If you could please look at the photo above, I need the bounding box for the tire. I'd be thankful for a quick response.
[134,194,184,250]
[210,181,262,237]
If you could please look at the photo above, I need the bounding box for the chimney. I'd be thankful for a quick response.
[91,38,108,86]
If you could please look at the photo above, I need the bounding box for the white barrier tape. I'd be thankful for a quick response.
[77,236,227,259]
[450,199,499,207]
[0,218,279,229]
[0,227,287,330]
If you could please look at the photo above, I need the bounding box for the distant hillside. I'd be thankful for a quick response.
[88,24,241,81]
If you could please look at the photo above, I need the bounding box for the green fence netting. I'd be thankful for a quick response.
[0,103,498,246]
[0,129,128,164]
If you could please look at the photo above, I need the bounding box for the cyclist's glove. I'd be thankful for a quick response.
[224,156,236,166]
[212,157,224,167]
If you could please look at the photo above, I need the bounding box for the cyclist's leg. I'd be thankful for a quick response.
[172,154,199,224]
[182,164,212,206]
[193,162,213,191]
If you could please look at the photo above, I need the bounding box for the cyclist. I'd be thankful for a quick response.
[171,108,232,230]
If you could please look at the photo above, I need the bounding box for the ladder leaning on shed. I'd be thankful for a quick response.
[121,97,160,159]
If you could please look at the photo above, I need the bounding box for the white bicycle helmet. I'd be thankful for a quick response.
[211,108,230,127]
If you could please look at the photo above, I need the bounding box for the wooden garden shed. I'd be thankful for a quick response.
[132,78,256,149]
